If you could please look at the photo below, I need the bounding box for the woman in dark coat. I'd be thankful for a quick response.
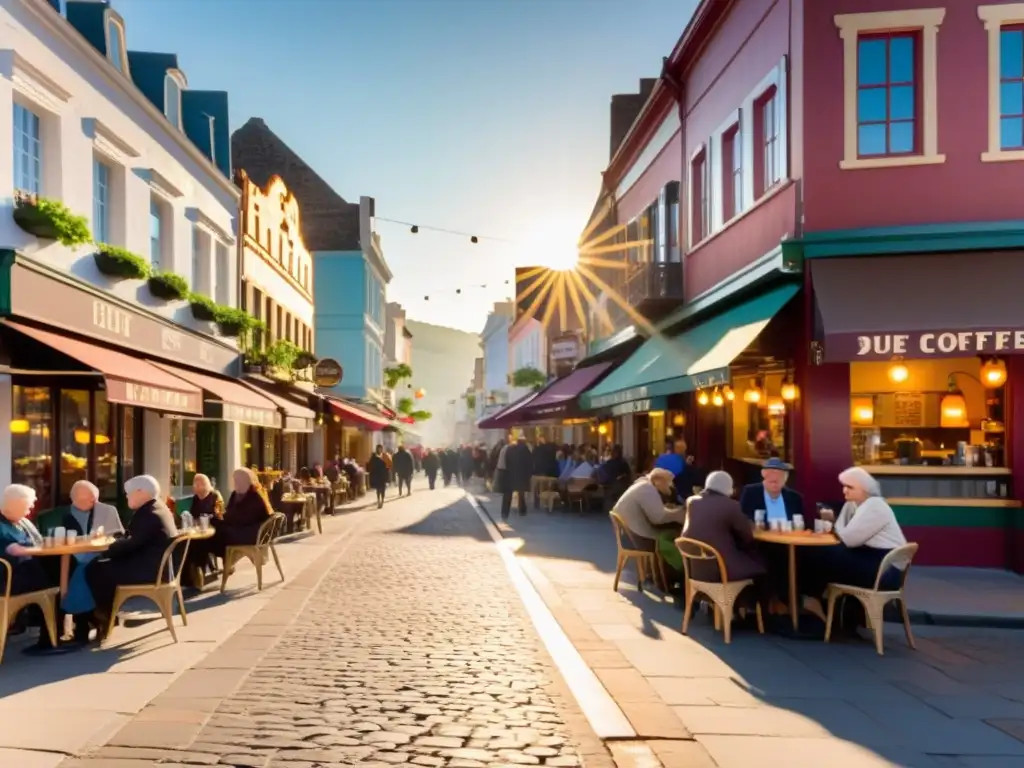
[367,445,389,508]
[189,468,272,567]
[86,475,177,637]
[422,449,440,490]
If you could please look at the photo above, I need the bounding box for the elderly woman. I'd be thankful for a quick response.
[189,468,273,570]
[0,483,47,594]
[188,474,224,521]
[85,475,177,636]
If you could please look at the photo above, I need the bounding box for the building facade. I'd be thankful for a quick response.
[0,0,257,509]
[479,301,514,425]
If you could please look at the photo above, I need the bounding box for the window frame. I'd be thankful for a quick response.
[93,156,110,244]
[998,26,1024,151]
[163,70,185,129]
[979,4,1024,162]
[721,123,742,222]
[13,102,42,195]
[105,15,128,74]
[835,9,946,170]
[689,147,709,247]
[854,32,921,159]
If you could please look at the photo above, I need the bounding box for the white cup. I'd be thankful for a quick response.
[66,531,78,545]
[793,514,805,532]
[814,519,824,534]
[782,520,793,532]
[53,526,66,542]
[823,520,834,533]
[769,518,782,532]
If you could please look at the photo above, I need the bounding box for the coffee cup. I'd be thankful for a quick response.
[769,518,782,532]
[66,531,78,545]
[793,514,805,532]
[53,526,66,542]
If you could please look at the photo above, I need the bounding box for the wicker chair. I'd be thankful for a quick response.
[675,536,765,644]
[824,542,919,656]
[0,560,59,664]
[105,534,191,644]
[609,511,667,593]
[220,513,286,593]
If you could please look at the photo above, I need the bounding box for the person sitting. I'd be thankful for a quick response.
[682,471,771,616]
[570,451,598,481]
[611,468,686,588]
[738,458,803,524]
[85,475,177,639]
[188,468,274,575]
[0,484,52,639]
[654,439,706,503]
[597,445,633,509]
[181,474,224,588]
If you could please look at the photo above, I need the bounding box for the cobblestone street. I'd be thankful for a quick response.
[63,487,599,768]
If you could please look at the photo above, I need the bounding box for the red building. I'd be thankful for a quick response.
[579,0,1024,570]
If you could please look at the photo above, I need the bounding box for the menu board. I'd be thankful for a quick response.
[893,393,925,427]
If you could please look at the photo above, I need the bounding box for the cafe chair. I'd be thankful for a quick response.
[0,560,59,664]
[221,512,286,594]
[106,534,191,645]
[609,511,667,594]
[824,542,919,656]
[675,536,765,644]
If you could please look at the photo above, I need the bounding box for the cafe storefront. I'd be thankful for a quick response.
[0,252,246,512]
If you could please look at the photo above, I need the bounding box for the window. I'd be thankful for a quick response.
[164,72,183,129]
[665,182,680,261]
[94,390,117,501]
[10,385,53,511]
[169,419,198,498]
[1000,28,1024,150]
[149,196,163,266]
[192,227,202,292]
[835,9,945,169]
[722,125,742,221]
[13,104,41,194]
[760,90,780,191]
[727,373,789,465]
[215,242,230,304]
[690,150,709,245]
[107,18,125,73]
[93,158,110,243]
[856,34,918,157]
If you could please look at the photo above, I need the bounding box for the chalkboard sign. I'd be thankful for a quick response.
[893,393,925,427]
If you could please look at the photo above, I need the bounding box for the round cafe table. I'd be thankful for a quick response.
[753,529,839,630]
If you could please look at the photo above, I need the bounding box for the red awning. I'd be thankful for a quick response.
[5,320,203,416]
[324,396,390,429]
[151,362,282,429]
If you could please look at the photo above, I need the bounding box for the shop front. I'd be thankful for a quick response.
[238,380,316,474]
[0,253,242,514]
[321,395,390,462]
[802,252,1024,569]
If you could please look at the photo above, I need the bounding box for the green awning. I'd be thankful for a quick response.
[580,284,799,410]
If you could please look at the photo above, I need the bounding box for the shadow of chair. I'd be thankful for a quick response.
[824,541,919,656]
[106,533,191,644]
[609,511,667,594]
[221,512,286,594]
[0,560,59,664]
[675,536,764,644]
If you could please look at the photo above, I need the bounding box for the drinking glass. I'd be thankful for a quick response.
[66,531,78,545]
[199,515,210,531]
[769,518,782,532]
[792,514,805,532]
[782,520,793,533]
[814,519,824,534]
[754,509,766,530]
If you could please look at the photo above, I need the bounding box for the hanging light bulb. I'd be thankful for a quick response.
[410,225,419,234]
[723,385,735,401]
[781,377,798,401]
[697,390,709,406]
[940,376,969,428]
[597,423,608,435]
[888,359,909,384]
[743,378,763,404]
[470,235,479,244]
[981,357,1007,388]
[711,387,724,407]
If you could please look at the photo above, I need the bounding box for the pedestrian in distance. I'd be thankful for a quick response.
[393,444,414,497]
[501,438,532,521]
[422,449,440,490]
[367,445,389,509]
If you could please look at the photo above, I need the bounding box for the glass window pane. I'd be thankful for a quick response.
[169,418,182,495]
[108,21,123,72]
[59,390,90,500]
[889,36,915,83]
[857,38,888,86]
[150,198,161,264]
[241,425,256,469]
[889,121,915,154]
[1001,81,1024,117]
[183,420,198,491]
[858,123,888,156]
[94,390,117,501]
[1001,30,1024,80]
[263,429,276,470]
[857,88,887,122]
[11,385,53,512]
[889,85,915,121]
[1001,116,1024,149]
[122,406,136,482]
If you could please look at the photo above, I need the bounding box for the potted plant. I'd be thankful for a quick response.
[215,306,257,337]
[512,366,547,390]
[13,192,91,246]
[147,270,189,301]
[93,244,150,280]
[265,340,300,374]
[243,350,266,374]
[293,351,317,369]
[189,293,218,322]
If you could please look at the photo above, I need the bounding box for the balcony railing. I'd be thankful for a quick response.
[624,260,683,307]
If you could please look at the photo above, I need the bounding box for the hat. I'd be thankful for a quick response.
[762,457,792,471]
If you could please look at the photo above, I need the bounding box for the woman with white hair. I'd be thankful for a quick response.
[84,475,177,637]
[0,484,48,595]
[186,468,272,576]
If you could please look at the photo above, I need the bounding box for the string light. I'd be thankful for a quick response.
[421,281,511,301]
[375,217,515,245]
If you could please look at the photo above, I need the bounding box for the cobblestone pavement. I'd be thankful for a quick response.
[68,488,598,768]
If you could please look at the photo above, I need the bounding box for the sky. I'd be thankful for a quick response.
[112,0,698,333]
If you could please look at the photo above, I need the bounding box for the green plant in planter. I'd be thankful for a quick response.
[188,293,218,322]
[512,366,547,390]
[215,306,260,338]
[265,339,301,369]
[93,244,150,280]
[147,271,189,301]
[13,193,91,246]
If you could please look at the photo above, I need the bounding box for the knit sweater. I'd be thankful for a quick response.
[835,497,908,565]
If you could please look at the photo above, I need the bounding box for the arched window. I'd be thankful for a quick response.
[107,17,126,73]
[164,72,184,129]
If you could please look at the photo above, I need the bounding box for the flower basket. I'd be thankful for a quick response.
[13,205,59,240]
[93,246,150,280]
[147,272,189,302]
[243,362,266,375]
[12,194,91,246]
[189,295,218,322]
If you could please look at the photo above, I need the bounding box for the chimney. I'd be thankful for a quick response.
[609,78,658,161]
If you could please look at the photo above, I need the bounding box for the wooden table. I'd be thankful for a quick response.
[754,529,839,630]
[281,493,316,533]
[23,536,116,596]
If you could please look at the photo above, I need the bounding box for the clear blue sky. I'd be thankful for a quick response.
[113,0,697,333]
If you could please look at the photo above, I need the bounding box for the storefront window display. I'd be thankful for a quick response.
[239,424,283,471]
[726,372,791,464]
[169,419,198,498]
[10,385,53,510]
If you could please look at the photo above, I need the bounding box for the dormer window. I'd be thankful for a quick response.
[163,71,185,129]
[106,17,127,73]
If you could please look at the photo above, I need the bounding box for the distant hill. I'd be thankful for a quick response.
[406,320,481,447]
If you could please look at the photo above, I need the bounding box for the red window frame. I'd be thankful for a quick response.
[721,124,742,221]
[856,31,921,158]
[753,86,779,197]
[691,150,709,244]
[1000,26,1024,151]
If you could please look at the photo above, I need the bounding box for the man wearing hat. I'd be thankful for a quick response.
[739,457,804,524]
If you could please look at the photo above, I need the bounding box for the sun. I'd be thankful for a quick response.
[523,216,581,272]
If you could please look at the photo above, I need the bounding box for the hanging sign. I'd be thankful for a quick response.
[314,359,343,387]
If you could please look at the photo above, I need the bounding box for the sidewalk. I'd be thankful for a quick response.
[472,491,1024,768]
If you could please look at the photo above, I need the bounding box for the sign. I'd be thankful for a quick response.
[893,393,925,428]
[283,415,314,433]
[105,379,202,416]
[608,396,668,417]
[551,336,580,362]
[9,262,238,374]
[314,358,343,388]
[220,402,282,429]
[835,330,1024,361]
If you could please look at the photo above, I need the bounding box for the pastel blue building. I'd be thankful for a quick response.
[314,196,392,400]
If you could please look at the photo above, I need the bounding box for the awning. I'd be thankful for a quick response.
[240,379,316,432]
[477,390,542,430]
[323,396,390,429]
[151,362,282,429]
[4,320,203,416]
[514,362,613,422]
[811,253,1024,362]
[581,284,799,410]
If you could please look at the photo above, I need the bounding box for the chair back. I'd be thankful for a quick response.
[157,534,192,587]
[0,558,13,600]
[874,542,919,590]
[609,511,644,553]
[257,512,286,547]
[674,536,729,582]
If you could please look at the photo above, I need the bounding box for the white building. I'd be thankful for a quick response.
[508,315,547,403]
[479,301,514,417]
[0,0,244,510]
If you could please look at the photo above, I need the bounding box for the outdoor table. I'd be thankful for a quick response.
[753,529,839,630]
[281,493,316,533]
[302,485,330,515]
[23,536,116,597]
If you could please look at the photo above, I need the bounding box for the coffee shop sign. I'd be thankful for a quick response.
[857,331,1024,357]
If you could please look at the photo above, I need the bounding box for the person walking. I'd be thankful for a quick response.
[367,445,389,508]
[501,438,532,521]
[422,449,440,490]
[393,444,414,497]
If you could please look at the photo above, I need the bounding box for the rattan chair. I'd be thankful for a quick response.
[675,536,765,644]
[0,560,58,664]
[106,533,191,644]
[609,511,667,593]
[824,542,919,656]
[220,512,286,593]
